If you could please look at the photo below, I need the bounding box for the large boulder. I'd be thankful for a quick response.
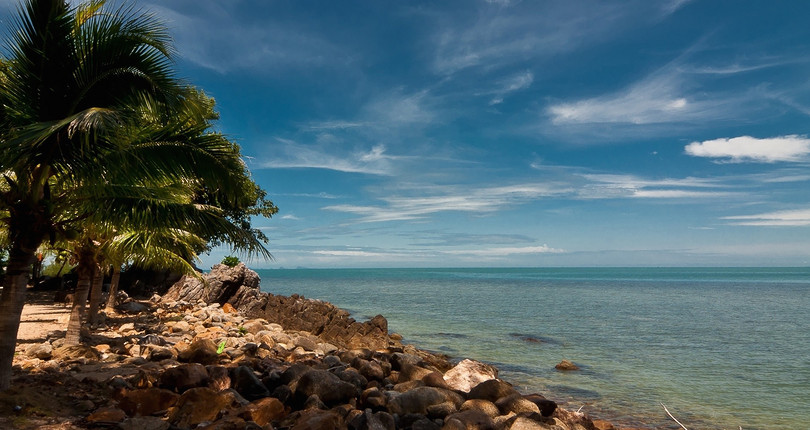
[443,359,498,392]
[387,386,464,416]
[229,365,270,401]
[162,263,265,312]
[118,388,180,416]
[167,387,246,428]
[468,379,520,403]
[158,363,209,393]
[293,369,359,405]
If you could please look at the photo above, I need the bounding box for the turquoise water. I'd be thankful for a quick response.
[255,267,810,429]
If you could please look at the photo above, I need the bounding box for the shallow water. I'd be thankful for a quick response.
[255,267,810,429]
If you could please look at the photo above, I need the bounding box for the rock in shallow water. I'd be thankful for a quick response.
[555,360,580,371]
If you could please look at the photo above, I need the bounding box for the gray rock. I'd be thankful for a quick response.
[117,301,149,314]
[229,365,270,401]
[25,343,53,360]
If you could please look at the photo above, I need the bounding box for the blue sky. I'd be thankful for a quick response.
[5,0,810,267]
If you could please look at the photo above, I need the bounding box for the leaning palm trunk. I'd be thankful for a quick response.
[87,263,104,326]
[105,265,122,311]
[0,245,39,389]
[64,249,96,346]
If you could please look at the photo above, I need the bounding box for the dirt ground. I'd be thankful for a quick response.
[17,289,71,344]
[2,289,97,429]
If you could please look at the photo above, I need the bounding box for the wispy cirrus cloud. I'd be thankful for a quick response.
[255,139,397,175]
[147,2,351,74]
[722,209,810,226]
[685,135,810,163]
[487,71,534,105]
[430,1,641,76]
[323,183,570,223]
[444,245,565,256]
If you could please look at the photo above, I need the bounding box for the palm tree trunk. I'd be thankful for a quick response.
[0,245,38,390]
[87,262,104,326]
[64,248,95,346]
[105,265,122,311]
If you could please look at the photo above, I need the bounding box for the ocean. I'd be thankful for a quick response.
[253,267,810,429]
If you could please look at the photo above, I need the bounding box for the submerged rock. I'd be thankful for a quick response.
[555,360,580,371]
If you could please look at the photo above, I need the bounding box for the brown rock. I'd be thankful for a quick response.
[294,369,359,405]
[119,388,180,416]
[460,398,500,418]
[357,359,386,382]
[443,409,497,430]
[25,343,53,360]
[555,360,580,371]
[167,387,246,428]
[495,393,541,415]
[388,386,464,415]
[178,339,220,365]
[507,415,554,429]
[593,419,616,430]
[86,407,127,424]
[468,379,519,403]
[222,302,237,314]
[158,363,210,393]
[197,416,248,430]
[52,344,101,361]
[118,416,170,430]
[289,409,344,430]
[423,371,452,389]
[400,362,434,382]
[523,394,557,417]
[207,365,232,390]
[360,387,388,410]
[238,397,287,426]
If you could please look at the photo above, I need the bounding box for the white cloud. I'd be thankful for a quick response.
[488,71,534,105]
[547,70,695,125]
[281,214,301,221]
[685,135,810,163]
[364,89,436,127]
[578,174,734,199]
[722,209,810,226]
[444,245,565,256]
[431,2,630,75]
[147,3,348,74]
[323,183,569,223]
[256,139,395,175]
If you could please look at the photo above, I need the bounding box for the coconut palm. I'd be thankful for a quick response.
[0,0,181,389]
[59,88,272,345]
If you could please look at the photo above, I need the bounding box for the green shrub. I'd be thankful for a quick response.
[41,261,75,278]
[221,256,240,267]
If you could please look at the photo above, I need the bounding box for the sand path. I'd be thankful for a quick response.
[17,290,70,347]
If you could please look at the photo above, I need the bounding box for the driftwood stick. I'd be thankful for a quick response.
[660,403,689,430]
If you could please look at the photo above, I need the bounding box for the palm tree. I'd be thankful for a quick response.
[60,88,272,346]
[0,0,179,389]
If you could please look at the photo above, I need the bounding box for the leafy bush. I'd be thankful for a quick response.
[41,261,75,278]
[221,256,240,267]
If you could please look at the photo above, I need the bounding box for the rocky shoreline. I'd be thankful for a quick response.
[5,264,646,430]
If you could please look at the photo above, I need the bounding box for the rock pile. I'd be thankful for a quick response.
[11,264,617,429]
[164,263,392,350]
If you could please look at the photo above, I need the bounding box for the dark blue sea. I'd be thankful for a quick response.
[254,267,810,429]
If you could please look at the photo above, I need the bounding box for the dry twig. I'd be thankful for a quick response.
[660,403,689,430]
